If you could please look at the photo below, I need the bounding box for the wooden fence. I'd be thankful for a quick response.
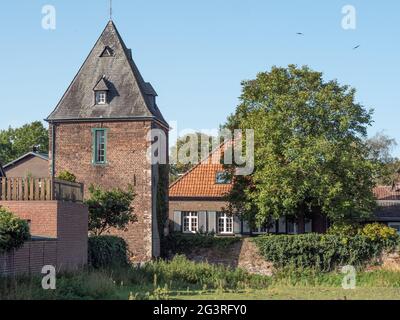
[0,178,84,202]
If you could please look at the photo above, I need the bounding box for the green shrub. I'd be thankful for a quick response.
[0,208,30,253]
[327,223,359,236]
[56,171,77,183]
[253,231,399,272]
[164,233,240,254]
[359,223,399,242]
[88,236,129,269]
[144,255,270,290]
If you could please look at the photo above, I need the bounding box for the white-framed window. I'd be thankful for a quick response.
[217,213,233,234]
[96,91,107,105]
[388,223,400,235]
[183,212,198,233]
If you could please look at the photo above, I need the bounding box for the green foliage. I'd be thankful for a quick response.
[326,223,360,237]
[56,171,77,183]
[169,132,215,182]
[327,223,399,243]
[143,255,269,290]
[365,132,399,185]
[0,207,30,253]
[1,256,400,300]
[157,164,169,256]
[165,233,240,254]
[0,255,270,300]
[88,236,129,269]
[360,223,399,242]
[253,232,399,272]
[0,121,48,164]
[86,185,136,236]
[225,65,378,225]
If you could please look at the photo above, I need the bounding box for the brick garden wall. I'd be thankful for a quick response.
[0,201,88,275]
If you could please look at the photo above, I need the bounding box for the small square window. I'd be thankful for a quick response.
[96,91,107,105]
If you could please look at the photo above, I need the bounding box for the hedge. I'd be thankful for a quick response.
[253,232,399,272]
[0,208,30,254]
[164,233,240,255]
[88,236,129,269]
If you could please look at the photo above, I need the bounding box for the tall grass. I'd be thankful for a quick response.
[0,255,399,300]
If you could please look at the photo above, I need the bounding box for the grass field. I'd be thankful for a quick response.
[1,256,399,300]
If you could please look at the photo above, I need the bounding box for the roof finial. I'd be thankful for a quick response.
[109,0,113,21]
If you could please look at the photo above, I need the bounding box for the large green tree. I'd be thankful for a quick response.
[365,132,399,185]
[0,121,49,164]
[226,65,378,230]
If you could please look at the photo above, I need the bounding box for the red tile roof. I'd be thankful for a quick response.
[373,186,400,201]
[169,144,233,198]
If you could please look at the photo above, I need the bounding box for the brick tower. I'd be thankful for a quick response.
[46,21,169,262]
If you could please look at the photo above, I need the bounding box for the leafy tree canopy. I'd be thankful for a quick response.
[86,185,136,236]
[226,65,378,227]
[0,121,49,164]
[365,132,399,185]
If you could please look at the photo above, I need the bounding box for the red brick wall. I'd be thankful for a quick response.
[50,121,155,262]
[0,201,58,237]
[0,201,88,274]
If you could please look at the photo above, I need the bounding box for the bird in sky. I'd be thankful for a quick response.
[353,45,360,50]
[296,32,304,35]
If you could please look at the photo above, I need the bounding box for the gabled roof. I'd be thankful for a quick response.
[93,77,110,91]
[46,21,168,128]
[4,152,49,169]
[169,143,233,199]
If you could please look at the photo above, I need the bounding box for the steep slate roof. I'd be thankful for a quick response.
[169,143,233,199]
[46,21,168,128]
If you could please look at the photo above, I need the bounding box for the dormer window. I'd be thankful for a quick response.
[94,76,110,105]
[96,91,107,105]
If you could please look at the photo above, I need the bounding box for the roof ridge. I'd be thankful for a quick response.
[4,152,49,169]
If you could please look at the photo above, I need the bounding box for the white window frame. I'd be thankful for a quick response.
[182,212,198,234]
[96,91,107,105]
[217,213,233,235]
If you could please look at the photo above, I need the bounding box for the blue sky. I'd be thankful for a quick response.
[1,1,399,155]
